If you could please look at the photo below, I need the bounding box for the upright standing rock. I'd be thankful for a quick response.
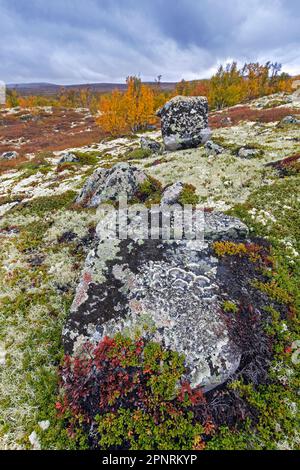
[157,96,211,151]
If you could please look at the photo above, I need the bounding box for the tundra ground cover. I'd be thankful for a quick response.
[0,93,299,449]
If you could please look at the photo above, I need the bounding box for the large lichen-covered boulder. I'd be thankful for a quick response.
[63,211,248,392]
[75,163,148,207]
[157,96,211,151]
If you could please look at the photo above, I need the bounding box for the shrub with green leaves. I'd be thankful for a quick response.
[222,300,239,314]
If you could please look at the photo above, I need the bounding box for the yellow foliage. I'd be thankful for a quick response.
[97,90,128,136]
[97,76,156,136]
[175,62,292,110]
[213,241,248,258]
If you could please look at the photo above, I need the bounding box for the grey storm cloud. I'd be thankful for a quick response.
[0,0,299,84]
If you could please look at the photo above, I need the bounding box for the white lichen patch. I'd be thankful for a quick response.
[0,212,40,229]
[44,209,98,243]
[0,202,19,217]
[56,130,162,159]
[250,91,300,109]
[46,249,80,288]
[141,120,300,211]
[38,420,50,431]
[0,92,299,449]
[0,344,6,366]
[29,431,41,450]
[0,203,87,448]
[10,173,82,199]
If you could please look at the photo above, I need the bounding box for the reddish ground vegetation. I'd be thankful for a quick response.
[0,155,29,173]
[57,335,212,449]
[0,103,298,174]
[266,153,300,176]
[209,106,300,128]
[0,108,103,157]
[55,238,293,449]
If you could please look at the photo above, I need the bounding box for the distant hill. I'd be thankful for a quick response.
[7,81,177,97]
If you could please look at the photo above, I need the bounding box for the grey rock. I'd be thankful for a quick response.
[75,162,148,207]
[204,212,249,240]
[161,182,184,205]
[237,147,262,159]
[140,137,162,154]
[29,431,41,450]
[146,124,157,131]
[280,115,300,125]
[157,96,211,151]
[0,151,19,161]
[205,140,225,156]
[20,114,34,122]
[63,211,249,391]
[58,152,80,164]
[220,117,232,126]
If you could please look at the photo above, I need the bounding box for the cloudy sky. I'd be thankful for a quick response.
[0,0,299,84]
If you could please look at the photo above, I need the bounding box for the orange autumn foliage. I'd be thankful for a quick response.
[97,76,156,136]
[97,89,128,136]
[175,62,292,110]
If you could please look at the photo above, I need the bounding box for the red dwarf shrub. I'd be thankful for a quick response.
[57,334,213,450]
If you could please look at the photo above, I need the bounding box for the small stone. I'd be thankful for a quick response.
[38,420,50,431]
[75,162,148,207]
[279,115,300,125]
[20,114,34,122]
[161,182,184,205]
[205,140,225,156]
[140,137,162,154]
[0,151,19,161]
[220,117,232,126]
[29,431,41,450]
[204,211,249,240]
[237,147,262,159]
[0,344,6,366]
[58,152,80,164]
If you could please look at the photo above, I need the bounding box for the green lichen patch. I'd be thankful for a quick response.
[71,151,100,165]
[134,176,163,206]
[11,191,77,217]
[262,99,291,109]
[0,191,98,449]
[126,148,152,160]
[17,152,54,177]
[178,183,199,206]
